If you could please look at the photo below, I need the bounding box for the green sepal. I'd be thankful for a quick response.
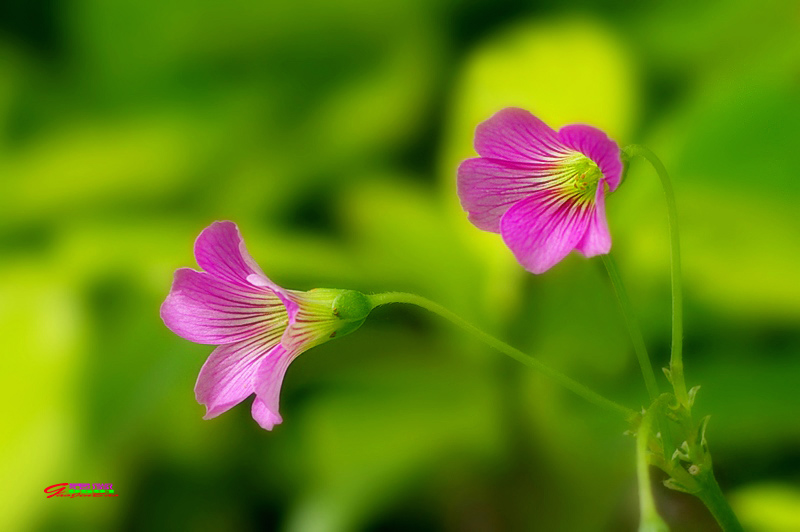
[332,318,366,339]
[687,385,701,407]
[326,290,372,339]
[332,290,372,321]
[697,415,711,449]
[671,441,691,463]
[663,477,694,494]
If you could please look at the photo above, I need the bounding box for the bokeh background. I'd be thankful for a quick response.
[2,1,799,530]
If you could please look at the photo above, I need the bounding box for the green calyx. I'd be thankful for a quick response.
[330,290,372,338]
[333,290,372,321]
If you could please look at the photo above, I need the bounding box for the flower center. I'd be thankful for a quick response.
[559,153,603,202]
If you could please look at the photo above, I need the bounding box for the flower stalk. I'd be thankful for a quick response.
[368,291,636,419]
[602,254,659,402]
[623,145,688,408]
[636,403,669,532]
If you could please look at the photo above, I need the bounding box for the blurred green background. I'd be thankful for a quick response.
[2,1,799,530]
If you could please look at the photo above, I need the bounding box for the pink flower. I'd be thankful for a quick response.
[457,108,623,274]
[161,221,370,430]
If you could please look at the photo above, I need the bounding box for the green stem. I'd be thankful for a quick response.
[602,254,659,402]
[695,474,744,532]
[624,145,688,407]
[636,407,669,532]
[368,292,636,419]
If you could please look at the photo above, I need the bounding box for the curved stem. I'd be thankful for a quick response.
[368,291,636,419]
[602,254,659,402]
[624,145,688,407]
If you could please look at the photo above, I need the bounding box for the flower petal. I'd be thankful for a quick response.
[474,107,571,162]
[251,397,283,430]
[457,157,557,232]
[194,332,283,420]
[252,345,296,430]
[160,268,287,345]
[499,191,593,274]
[558,124,623,191]
[194,221,279,290]
[575,184,612,257]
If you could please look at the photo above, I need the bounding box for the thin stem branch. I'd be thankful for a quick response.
[602,254,660,402]
[636,407,669,531]
[368,291,636,419]
[624,145,688,407]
